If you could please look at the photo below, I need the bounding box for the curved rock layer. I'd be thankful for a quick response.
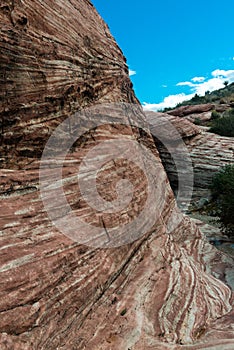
[0,1,233,349]
[0,0,137,167]
[146,111,234,202]
[185,130,234,198]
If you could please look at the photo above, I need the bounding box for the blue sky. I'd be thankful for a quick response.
[92,0,234,110]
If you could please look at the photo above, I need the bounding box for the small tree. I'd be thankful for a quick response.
[211,165,234,239]
[224,81,229,87]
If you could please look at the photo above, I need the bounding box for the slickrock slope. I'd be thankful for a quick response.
[146,111,234,202]
[168,103,231,123]
[145,111,201,204]
[184,130,234,200]
[0,1,233,349]
[146,111,201,139]
[168,104,216,117]
[0,0,137,167]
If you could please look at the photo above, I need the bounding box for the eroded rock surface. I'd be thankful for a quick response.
[0,0,137,168]
[185,130,234,200]
[146,111,234,202]
[0,1,233,349]
[168,103,230,118]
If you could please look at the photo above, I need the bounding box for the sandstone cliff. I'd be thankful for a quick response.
[0,1,233,349]
[0,0,137,167]
[147,108,234,202]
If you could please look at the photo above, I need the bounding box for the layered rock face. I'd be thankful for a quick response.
[0,0,137,167]
[146,110,234,202]
[185,130,234,200]
[0,1,233,350]
[167,103,231,122]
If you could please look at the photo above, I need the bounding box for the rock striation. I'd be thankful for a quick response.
[168,103,230,118]
[0,0,138,168]
[185,130,234,201]
[0,1,233,349]
[146,111,234,202]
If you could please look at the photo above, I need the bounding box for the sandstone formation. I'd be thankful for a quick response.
[168,103,231,124]
[185,130,234,201]
[0,1,233,349]
[0,0,137,168]
[146,111,234,202]
[168,103,230,118]
[146,111,201,139]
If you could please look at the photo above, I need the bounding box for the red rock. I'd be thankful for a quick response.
[168,104,215,117]
[146,111,201,138]
[167,103,231,123]
[146,111,234,202]
[0,1,233,349]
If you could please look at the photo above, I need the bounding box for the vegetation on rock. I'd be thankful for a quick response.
[211,164,234,239]
[209,108,234,137]
[163,82,234,112]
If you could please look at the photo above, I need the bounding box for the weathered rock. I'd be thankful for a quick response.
[0,1,233,349]
[168,104,215,117]
[0,0,138,168]
[185,129,234,200]
[167,103,231,125]
[168,103,230,118]
[146,111,201,138]
[146,111,234,202]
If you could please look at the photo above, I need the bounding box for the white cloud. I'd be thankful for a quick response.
[178,69,234,94]
[142,68,234,112]
[212,69,234,79]
[192,69,234,95]
[129,69,136,76]
[176,81,195,87]
[191,76,205,83]
[194,77,225,95]
[142,93,194,112]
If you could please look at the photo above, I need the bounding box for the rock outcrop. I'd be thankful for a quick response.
[168,103,231,124]
[168,103,216,117]
[146,111,234,202]
[185,130,234,200]
[0,0,137,168]
[168,103,230,117]
[0,1,233,349]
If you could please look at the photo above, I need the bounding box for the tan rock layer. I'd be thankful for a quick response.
[146,111,234,201]
[0,1,233,349]
[0,0,138,167]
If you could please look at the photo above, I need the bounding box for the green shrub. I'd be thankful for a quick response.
[211,110,221,120]
[219,98,226,104]
[210,108,234,136]
[194,117,202,125]
[211,165,234,238]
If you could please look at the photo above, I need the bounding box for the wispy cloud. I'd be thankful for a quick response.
[191,76,205,83]
[177,81,195,87]
[143,68,234,111]
[129,69,136,76]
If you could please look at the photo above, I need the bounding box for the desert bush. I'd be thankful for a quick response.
[194,117,202,125]
[211,110,221,120]
[211,165,234,239]
[210,108,234,136]
[219,98,226,104]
